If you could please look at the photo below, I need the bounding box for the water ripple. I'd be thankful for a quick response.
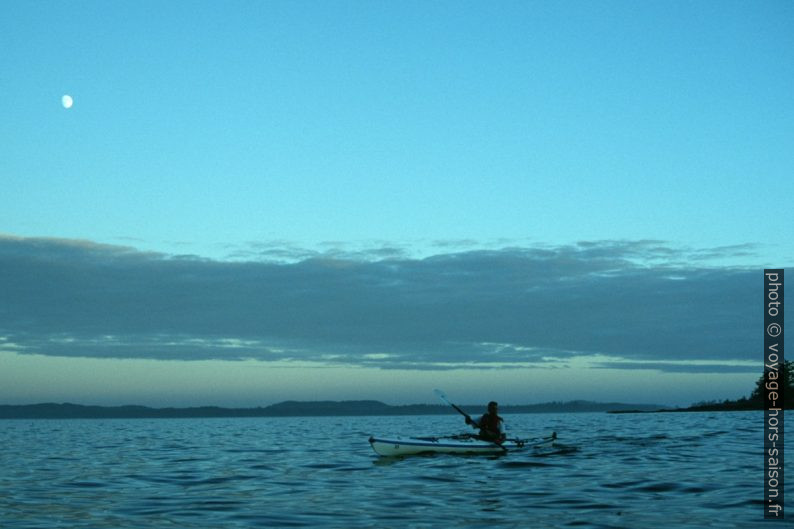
[0,411,779,528]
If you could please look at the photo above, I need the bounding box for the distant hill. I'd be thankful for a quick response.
[0,400,666,419]
[610,398,762,414]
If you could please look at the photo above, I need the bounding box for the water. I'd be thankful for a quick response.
[0,411,786,528]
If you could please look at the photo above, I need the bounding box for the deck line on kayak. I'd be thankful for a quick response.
[370,437,506,450]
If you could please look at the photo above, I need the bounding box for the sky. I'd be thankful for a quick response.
[1,1,791,408]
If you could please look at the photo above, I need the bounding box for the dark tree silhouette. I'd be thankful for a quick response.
[749,359,792,408]
[684,360,791,411]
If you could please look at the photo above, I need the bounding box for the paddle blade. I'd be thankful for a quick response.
[433,389,472,422]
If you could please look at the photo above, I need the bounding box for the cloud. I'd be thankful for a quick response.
[590,361,759,374]
[0,235,766,372]
[222,239,412,263]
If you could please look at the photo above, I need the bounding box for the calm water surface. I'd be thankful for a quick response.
[0,411,785,528]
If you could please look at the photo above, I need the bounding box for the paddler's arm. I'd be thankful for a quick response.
[465,415,482,429]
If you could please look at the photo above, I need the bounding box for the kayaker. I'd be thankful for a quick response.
[465,401,506,443]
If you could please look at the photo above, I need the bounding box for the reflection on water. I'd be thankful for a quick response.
[0,411,783,528]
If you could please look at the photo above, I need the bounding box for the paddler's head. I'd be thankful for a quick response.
[488,401,498,414]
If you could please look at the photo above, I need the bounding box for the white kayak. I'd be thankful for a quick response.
[368,433,556,457]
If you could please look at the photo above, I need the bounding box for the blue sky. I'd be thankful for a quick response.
[1,1,791,407]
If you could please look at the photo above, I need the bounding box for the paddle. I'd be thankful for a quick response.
[433,389,475,425]
[507,432,557,449]
[433,389,508,446]
[435,389,507,451]
[434,390,556,450]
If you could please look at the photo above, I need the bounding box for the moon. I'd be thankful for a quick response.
[62,95,74,109]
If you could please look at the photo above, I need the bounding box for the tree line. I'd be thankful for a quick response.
[686,360,791,411]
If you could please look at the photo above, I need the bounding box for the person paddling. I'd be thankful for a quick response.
[465,401,506,443]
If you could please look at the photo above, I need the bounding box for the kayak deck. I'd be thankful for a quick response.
[369,433,556,457]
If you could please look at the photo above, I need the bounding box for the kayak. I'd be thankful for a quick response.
[368,433,556,457]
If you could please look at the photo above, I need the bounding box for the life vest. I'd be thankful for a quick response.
[479,413,502,434]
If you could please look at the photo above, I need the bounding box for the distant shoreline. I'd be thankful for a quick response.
[0,400,667,419]
[608,405,763,414]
